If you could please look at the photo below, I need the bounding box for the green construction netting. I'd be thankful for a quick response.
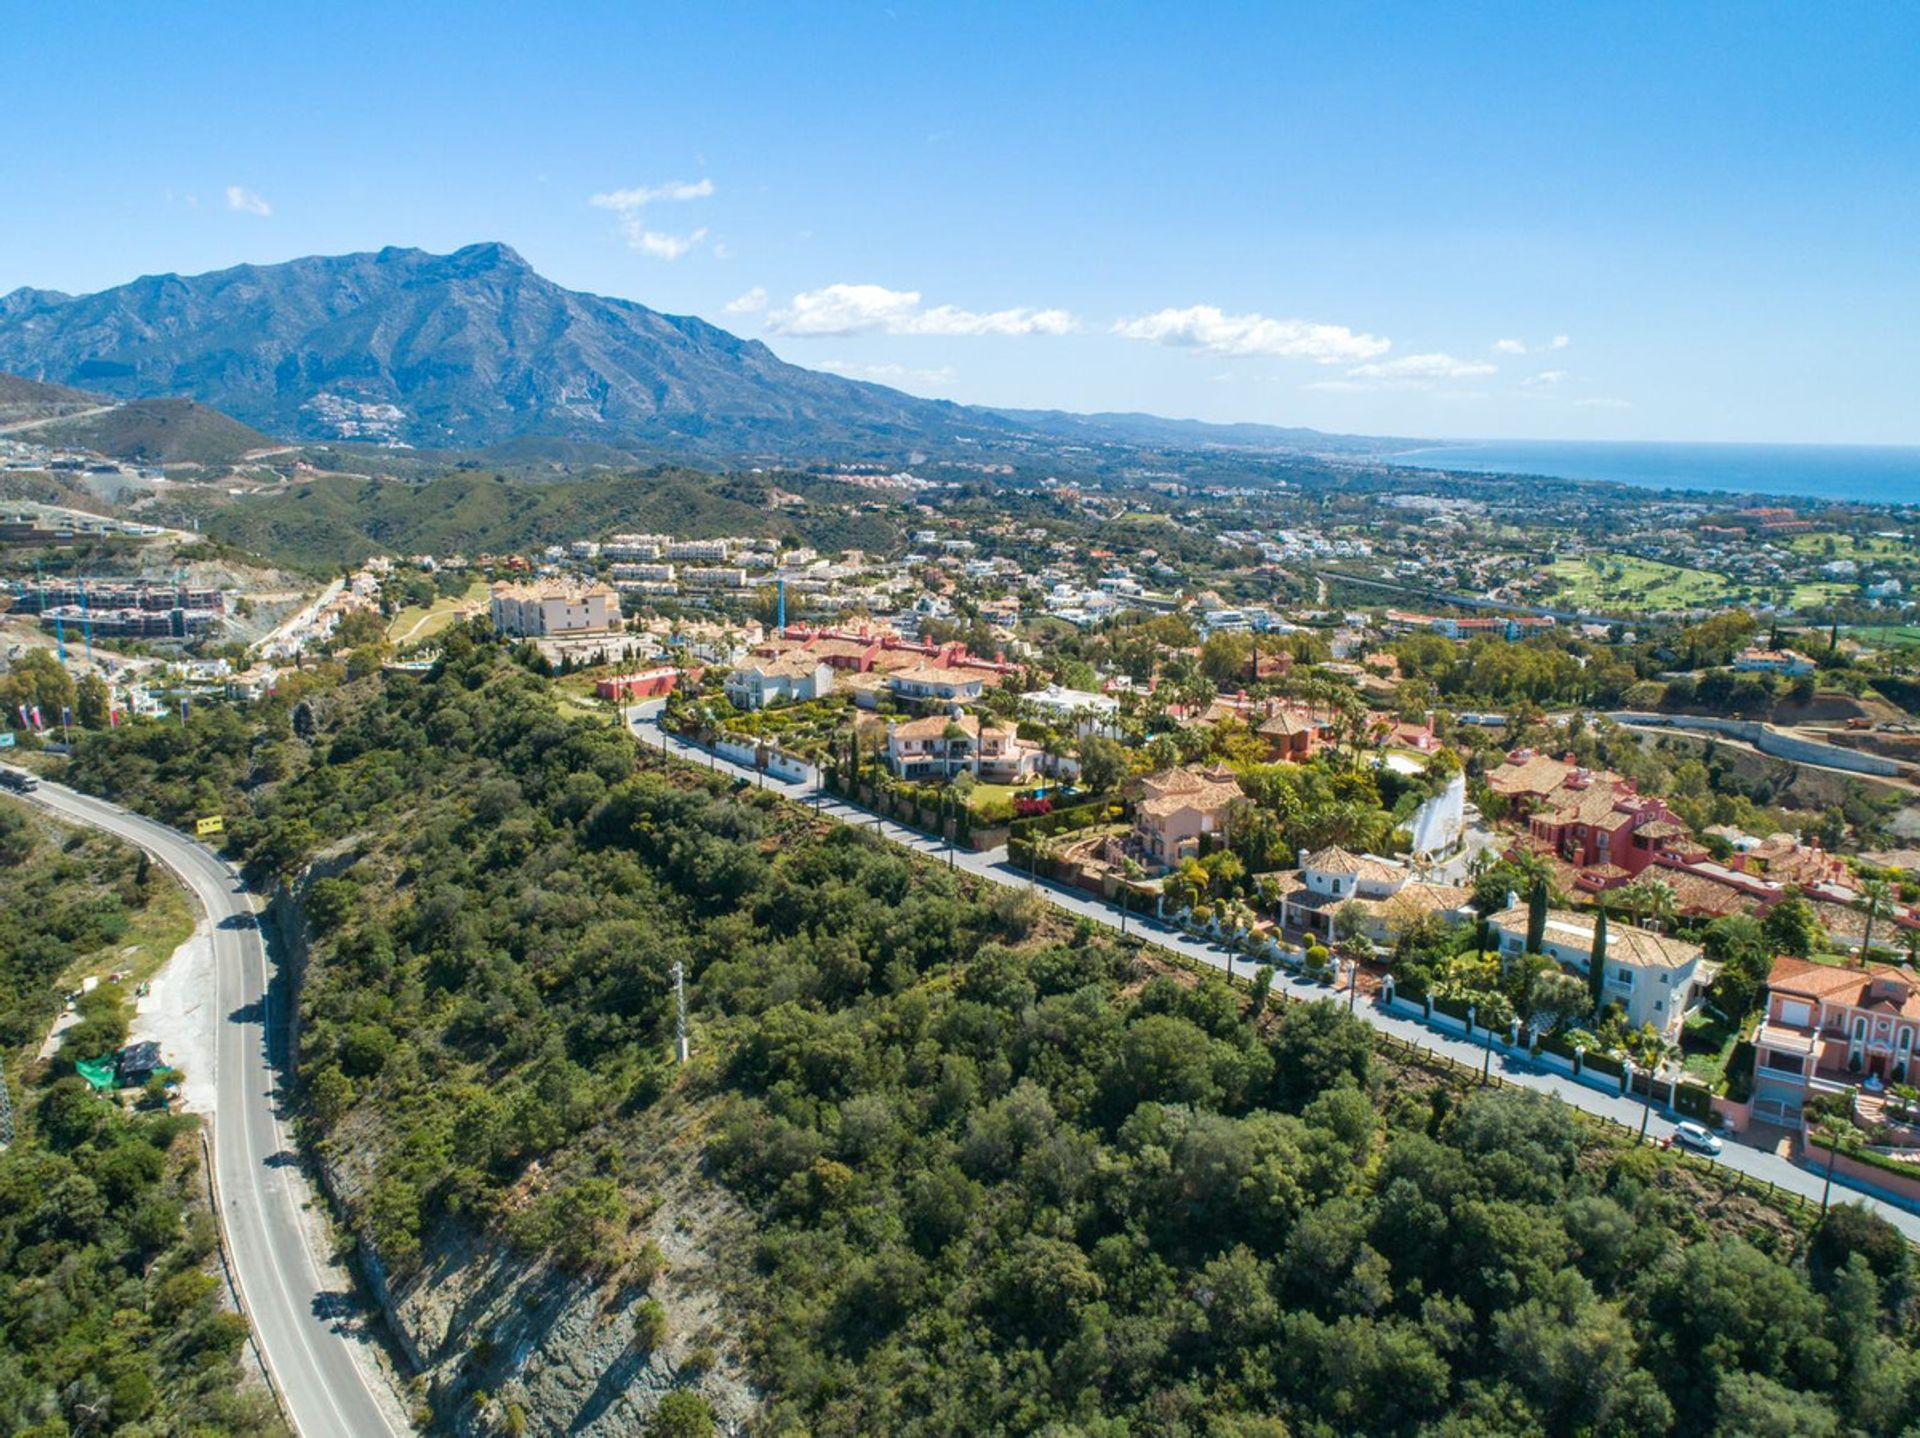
[75,1056,118,1092]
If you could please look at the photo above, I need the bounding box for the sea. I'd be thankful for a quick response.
[1385,440,1920,508]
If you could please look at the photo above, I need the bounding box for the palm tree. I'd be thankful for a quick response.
[1859,878,1893,966]
[1621,876,1676,932]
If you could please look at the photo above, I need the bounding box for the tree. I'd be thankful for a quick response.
[1270,999,1373,1106]
[1620,876,1676,932]
[1529,971,1589,1034]
[1526,879,1549,954]
[1588,905,1609,1015]
[1704,914,1773,1018]
[75,672,111,730]
[1200,631,1253,686]
[1076,734,1128,795]
[0,646,75,722]
[1858,878,1892,964]
[1764,893,1826,959]
[1332,901,1373,954]
[649,1392,715,1438]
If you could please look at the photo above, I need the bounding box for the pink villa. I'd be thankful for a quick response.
[1750,957,1920,1126]
[1130,765,1244,872]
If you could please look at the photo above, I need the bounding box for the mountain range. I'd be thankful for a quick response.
[0,243,1407,465]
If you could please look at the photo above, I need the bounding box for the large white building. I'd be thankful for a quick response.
[490,582,621,638]
[1020,683,1121,737]
[725,655,834,710]
[1487,905,1705,1040]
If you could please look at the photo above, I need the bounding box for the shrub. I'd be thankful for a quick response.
[632,1298,669,1353]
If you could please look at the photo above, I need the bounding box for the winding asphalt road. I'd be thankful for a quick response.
[19,778,402,1438]
[629,703,1920,1242]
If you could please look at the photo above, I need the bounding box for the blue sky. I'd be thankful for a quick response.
[5,2,1917,444]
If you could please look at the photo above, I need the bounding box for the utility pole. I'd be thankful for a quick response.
[672,961,689,1065]
[0,1055,14,1150]
[1820,1125,1840,1215]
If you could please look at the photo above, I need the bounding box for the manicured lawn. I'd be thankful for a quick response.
[1547,553,1732,612]
[1787,532,1912,561]
[386,578,488,644]
[1788,581,1859,612]
[1849,625,1920,647]
[967,781,1024,808]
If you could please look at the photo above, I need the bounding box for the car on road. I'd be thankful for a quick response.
[1674,1120,1723,1155]
[0,766,41,793]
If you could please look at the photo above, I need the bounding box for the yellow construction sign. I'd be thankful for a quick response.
[196,815,225,837]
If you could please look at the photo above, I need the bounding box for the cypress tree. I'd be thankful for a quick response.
[1526,878,1548,954]
[1589,905,1609,1014]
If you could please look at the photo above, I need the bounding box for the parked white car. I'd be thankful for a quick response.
[1674,1121,1723,1155]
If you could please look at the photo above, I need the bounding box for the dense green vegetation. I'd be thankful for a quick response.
[59,633,1920,1435]
[0,802,282,1436]
[173,466,901,571]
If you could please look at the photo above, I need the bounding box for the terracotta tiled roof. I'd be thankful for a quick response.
[892,714,977,741]
[1487,753,1575,798]
[1769,956,1920,1020]
[1304,845,1365,875]
[1257,710,1316,737]
[1488,905,1703,970]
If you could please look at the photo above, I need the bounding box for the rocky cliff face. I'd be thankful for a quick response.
[278,864,758,1435]
[349,1101,761,1437]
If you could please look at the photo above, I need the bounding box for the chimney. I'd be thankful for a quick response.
[1298,847,1310,870]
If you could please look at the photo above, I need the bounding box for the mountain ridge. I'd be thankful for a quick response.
[0,243,1410,465]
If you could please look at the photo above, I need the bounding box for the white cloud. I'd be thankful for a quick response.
[1521,369,1569,388]
[588,179,715,259]
[768,283,1074,337]
[817,359,958,388]
[588,178,714,212]
[1303,351,1496,394]
[225,185,271,217]
[625,227,707,260]
[1346,352,1497,381]
[1113,305,1388,363]
[723,286,768,315]
[1493,337,1527,355]
[1549,334,1571,349]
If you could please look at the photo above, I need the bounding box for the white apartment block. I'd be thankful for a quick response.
[683,567,749,589]
[666,539,734,562]
[490,583,622,638]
